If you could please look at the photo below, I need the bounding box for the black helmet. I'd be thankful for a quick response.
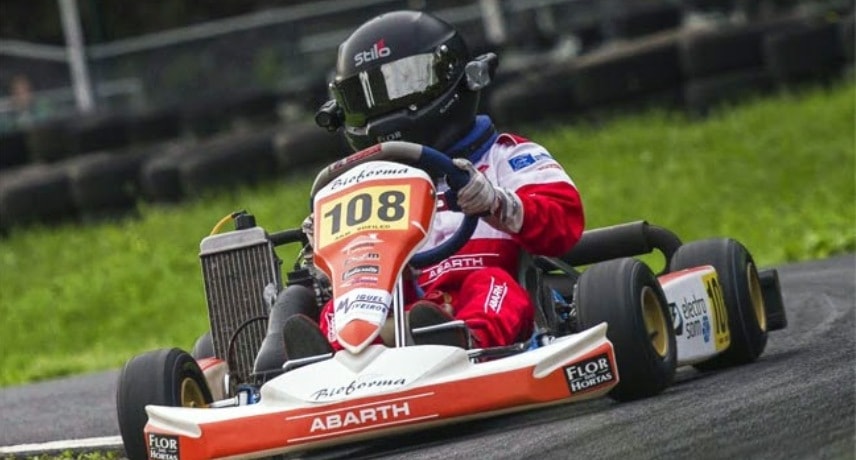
[316,10,495,153]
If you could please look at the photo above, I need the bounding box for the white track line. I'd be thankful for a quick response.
[0,436,123,455]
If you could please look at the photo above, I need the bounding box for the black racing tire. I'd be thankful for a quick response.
[117,348,213,460]
[576,258,676,401]
[191,332,215,360]
[670,238,768,369]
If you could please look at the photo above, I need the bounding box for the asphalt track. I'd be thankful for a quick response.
[1,254,853,459]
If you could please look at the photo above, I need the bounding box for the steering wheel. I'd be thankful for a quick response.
[310,141,477,268]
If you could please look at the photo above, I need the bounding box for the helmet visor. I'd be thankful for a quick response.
[332,52,457,127]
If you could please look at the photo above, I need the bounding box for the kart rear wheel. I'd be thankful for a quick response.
[117,348,213,460]
[670,238,768,369]
[576,258,677,401]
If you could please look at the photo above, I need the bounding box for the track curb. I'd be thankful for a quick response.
[0,436,123,457]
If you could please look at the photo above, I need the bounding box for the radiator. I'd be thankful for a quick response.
[199,227,281,387]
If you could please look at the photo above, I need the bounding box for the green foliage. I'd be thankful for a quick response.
[0,81,852,387]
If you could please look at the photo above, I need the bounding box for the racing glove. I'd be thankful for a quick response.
[452,158,524,234]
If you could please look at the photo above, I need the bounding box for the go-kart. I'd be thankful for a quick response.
[116,141,787,460]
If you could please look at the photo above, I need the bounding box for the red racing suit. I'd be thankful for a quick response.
[318,115,585,348]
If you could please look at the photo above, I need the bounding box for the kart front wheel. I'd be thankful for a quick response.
[670,238,768,370]
[116,348,213,460]
[575,258,677,401]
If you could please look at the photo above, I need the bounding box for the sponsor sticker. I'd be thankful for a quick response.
[310,374,408,401]
[287,393,438,443]
[483,277,507,314]
[354,39,391,66]
[507,151,552,171]
[702,315,711,343]
[424,255,489,282]
[336,292,389,316]
[670,302,684,336]
[563,353,615,394]
[344,252,380,267]
[342,264,381,280]
[341,233,383,254]
[310,401,410,432]
[148,433,179,460]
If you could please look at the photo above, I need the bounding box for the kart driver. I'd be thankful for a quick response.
[285,10,584,358]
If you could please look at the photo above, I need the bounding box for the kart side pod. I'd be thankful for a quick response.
[562,221,786,331]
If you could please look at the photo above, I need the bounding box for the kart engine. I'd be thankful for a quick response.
[199,223,282,387]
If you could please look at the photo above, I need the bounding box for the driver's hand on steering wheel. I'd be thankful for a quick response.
[452,158,524,234]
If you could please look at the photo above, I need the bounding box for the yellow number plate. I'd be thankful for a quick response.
[317,185,410,249]
[702,272,731,351]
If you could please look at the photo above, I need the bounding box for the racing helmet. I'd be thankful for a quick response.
[315,10,496,153]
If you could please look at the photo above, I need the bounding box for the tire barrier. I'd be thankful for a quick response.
[68,149,158,220]
[763,20,846,85]
[0,130,29,171]
[181,90,283,139]
[684,69,774,115]
[24,118,75,164]
[273,121,346,173]
[573,31,683,108]
[488,62,578,126]
[679,15,807,79]
[128,106,183,146]
[179,128,278,196]
[227,90,282,128]
[67,112,132,156]
[140,142,191,203]
[4,7,853,233]
[0,163,77,229]
[607,2,682,39]
[180,99,234,139]
[842,14,855,63]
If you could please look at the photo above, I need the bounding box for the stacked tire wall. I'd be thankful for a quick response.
[0,4,852,234]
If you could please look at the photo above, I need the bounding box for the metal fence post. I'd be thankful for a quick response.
[58,0,96,113]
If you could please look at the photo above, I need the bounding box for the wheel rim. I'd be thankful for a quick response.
[180,377,208,408]
[747,263,767,332]
[641,286,669,357]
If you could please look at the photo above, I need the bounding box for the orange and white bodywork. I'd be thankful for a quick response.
[144,325,616,459]
[142,159,617,459]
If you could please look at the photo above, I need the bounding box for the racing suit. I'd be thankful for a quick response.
[318,115,585,348]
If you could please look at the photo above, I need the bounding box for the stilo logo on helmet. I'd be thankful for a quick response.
[354,39,391,67]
